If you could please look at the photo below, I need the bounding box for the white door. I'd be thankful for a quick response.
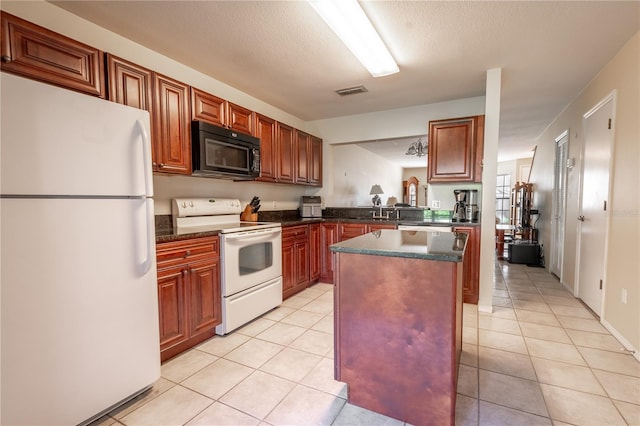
[577,96,614,316]
[550,131,569,278]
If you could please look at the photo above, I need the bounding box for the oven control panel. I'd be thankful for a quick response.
[172,198,242,217]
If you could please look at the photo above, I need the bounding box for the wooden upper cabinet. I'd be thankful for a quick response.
[191,87,225,127]
[1,12,104,97]
[428,115,484,183]
[295,130,310,184]
[227,102,253,134]
[294,130,323,186]
[309,135,323,187]
[191,87,253,134]
[106,54,152,111]
[276,122,295,184]
[254,113,277,182]
[153,73,191,174]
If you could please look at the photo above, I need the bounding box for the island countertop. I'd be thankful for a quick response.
[329,229,467,262]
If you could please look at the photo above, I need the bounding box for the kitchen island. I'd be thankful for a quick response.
[330,229,466,426]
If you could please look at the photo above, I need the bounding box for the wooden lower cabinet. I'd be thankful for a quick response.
[452,225,480,304]
[339,222,396,241]
[282,225,310,299]
[320,222,339,283]
[309,223,321,282]
[317,221,397,284]
[156,236,220,362]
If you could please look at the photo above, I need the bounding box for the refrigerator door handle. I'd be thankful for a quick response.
[141,198,154,275]
[136,119,153,197]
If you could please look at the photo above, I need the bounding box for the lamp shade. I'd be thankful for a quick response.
[369,184,384,195]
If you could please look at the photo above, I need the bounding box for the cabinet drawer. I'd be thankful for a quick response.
[283,225,309,241]
[156,236,218,268]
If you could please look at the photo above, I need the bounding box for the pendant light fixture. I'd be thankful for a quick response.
[405,137,427,157]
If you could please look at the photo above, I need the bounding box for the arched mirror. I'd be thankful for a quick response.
[404,176,419,207]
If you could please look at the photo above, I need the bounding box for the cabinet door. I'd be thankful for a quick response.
[294,240,310,287]
[106,54,153,111]
[157,265,189,352]
[191,87,225,127]
[309,223,321,282]
[453,226,480,304]
[254,113,277,182]
[188,258,221,338]
[428,117,476,182]
[320,222,339,283]
[153,73,191,174]
[227,102,253,134]
[1,12,104,97]
[276,122,295,183]
[295,130,310,184]
[339,223,368,241]
[282,239,296,298]
[309,136,323,187]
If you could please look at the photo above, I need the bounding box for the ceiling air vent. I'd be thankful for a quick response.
[335,85,368,96]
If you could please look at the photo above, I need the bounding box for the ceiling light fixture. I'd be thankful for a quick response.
[308,0,399,77]
[405,137,427,157]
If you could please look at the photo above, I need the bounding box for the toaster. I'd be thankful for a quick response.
[300,196,322,218]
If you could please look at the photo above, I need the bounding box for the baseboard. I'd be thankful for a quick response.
[478,304,493,314]
[600,317,640,362]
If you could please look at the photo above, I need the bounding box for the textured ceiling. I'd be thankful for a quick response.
[50,1,639,166]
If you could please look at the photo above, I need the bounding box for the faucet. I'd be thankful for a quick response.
[372,206,390,220]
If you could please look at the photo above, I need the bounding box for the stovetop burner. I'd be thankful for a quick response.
[172,198,280,234]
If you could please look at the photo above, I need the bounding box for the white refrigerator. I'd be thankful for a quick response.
[1,73,160,425]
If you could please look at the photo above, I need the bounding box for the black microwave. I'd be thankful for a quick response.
[191,121,260,180]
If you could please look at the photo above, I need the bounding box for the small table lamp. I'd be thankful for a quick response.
[370,184,384,206]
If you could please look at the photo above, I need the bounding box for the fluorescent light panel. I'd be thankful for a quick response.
[308,0,399,77]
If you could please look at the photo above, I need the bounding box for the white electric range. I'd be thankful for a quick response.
[172,198,282,334]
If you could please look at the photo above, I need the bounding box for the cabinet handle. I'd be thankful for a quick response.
[184,250,191,257]
[159,163,165,168]
[182,269,188,276]
[1,55,11,63]
[190,268,195,274]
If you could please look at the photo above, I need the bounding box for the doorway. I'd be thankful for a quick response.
[404,176,419,207]
[576,94,614,316]
[550,131,568,279]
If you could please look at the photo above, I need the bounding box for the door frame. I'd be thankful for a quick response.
[550,130,569,280]
[574,90,616,317]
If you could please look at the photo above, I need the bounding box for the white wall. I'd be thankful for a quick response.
[530,31,639,353]
[478,68,503,311]
[331,145,403,207]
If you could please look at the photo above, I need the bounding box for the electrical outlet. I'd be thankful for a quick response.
[431,200,440,209]
[621,288,628,304]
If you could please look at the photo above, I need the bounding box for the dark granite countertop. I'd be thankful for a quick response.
[329,229,467,262]
[154,210,480,243]
[155,227,221,244]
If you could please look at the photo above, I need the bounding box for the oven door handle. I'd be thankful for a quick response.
[223,228,281,242]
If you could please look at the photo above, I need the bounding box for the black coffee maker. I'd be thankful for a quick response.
[452,189,468,222]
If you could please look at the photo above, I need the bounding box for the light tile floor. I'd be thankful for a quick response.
[93,261,639,426]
